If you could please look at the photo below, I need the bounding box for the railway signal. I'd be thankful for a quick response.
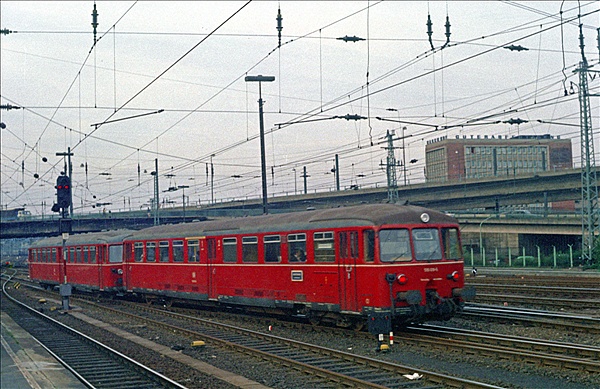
[56,175,72,209]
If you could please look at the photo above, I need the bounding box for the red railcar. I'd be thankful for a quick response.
[28,230,132,293]
[122,204,474,332]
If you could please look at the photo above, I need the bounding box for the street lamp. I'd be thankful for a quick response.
[479,214,496,266]
[245,75,275,214]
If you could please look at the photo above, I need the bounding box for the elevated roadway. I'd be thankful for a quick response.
[0,168,592,239]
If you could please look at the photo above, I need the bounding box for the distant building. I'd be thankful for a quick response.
[425,134,572,183]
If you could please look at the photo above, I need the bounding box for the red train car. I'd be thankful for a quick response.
[122,204,474,332]
[28,230,132,293]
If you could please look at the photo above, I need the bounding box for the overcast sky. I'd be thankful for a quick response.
[1,1,599,215]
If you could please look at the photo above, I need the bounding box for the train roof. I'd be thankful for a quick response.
[127,204,458,241]
[30,229,134,248]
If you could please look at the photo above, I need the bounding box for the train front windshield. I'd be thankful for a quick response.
[379,227,462,262]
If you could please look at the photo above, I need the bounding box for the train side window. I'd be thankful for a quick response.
[288,233,306,262]
[242,236,258,263]
[264,235,281,263]
[441,228,462,259]
[159,241,170,262]
[363,230,375,262]
[173,240,184,262]
[187,240,199,262]
[70,247,76,263]
[83,247,89,263]
[223,237,238,263]
[109,245,123,263]
[314,232,334,262]
[134,242,144,262]
[146,242,156,262]
[51,248,57,263]
[77,247,83,263]
[90,246,97,263]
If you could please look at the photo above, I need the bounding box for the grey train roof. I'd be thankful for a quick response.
[30,230,134,248]
[128,204,457,241]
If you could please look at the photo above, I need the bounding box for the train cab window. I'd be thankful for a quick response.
[134,242,144,262]
[173,240,184,262]
[412,229,442,261]
[379,229,412,262]
[288,233,306,262]
[441,228,462,260]
[264,235,281,263]
[90,246,97,263]
[159,241,170,262]
[109,245,123,263]
[223,237,238,263]
[146,242,156,262]
[363,230,375,262]
[242,237,258,263]
[314,232,334,262]
[187,240,199,263]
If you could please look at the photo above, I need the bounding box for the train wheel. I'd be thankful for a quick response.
[308,312,323,326]
[352,320,365,332]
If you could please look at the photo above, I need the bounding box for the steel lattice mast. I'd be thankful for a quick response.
[576,24,599,264]
[384,130,400,203]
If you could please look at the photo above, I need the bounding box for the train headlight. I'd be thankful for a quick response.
[117,269,123,275]
[397,274,408,285]
[447,271,460,281]
[420,213,430,223]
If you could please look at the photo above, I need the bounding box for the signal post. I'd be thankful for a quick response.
[53,149,73,310]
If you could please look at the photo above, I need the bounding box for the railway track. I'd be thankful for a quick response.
[76,298,501,389]
[403,324,600,374]
[1,276,186,389]
[465,275,600,289]
[462,304,600,333]
[474,292,600,310]
[469,283,600,300]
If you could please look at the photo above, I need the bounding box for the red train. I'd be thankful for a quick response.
[28,204,475,333]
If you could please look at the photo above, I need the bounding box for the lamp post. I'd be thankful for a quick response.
[479,214,495,266]
[245,75,275,214]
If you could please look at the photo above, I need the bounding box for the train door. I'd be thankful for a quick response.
[206,237,218,300]
[338,231,358,311]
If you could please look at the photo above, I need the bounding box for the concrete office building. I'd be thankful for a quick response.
[425,134,573,183]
